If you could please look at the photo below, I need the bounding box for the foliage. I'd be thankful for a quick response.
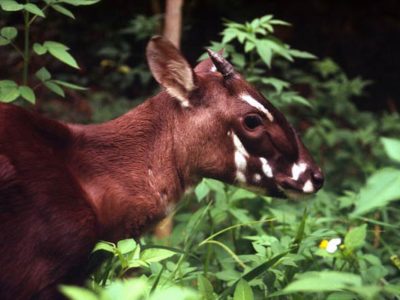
[59,15,400,300]
[0,0,98,104]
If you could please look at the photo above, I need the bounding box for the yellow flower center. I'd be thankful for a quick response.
[319,239,329,249]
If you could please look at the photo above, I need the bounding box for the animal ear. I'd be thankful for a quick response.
[194,48,225,74]
[146,36,196,107]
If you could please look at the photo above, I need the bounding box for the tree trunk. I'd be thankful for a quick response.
[154,0,184,239]
[163,0,184,48]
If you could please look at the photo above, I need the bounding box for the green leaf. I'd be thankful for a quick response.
[219,251,289,299]
[197,275,215,300]
[44,41,69,50]
[35,67,52,81]
[261,77,289,94]
[59,285,98,300]
[18,86,35,103]
[0,0,24,11]
[289,49,317,59]
[51,4,75,19]
[92,241,115,253]
[44,81,65,97]
[233,280,254,300]
[24,3,45,17]
[344,224,367,251]
[0,80,20,103]
[1,26,17,40]
[33,43,47,55]
[195,179,210,202]
[53,80,87,90]
[0,36,10,46]
[58,0,100,6]
[244,41,255,53]
[269,19,291,26]
[351,168,400,216]
[256,41,272,67]
[204,178,225,192]
[282,271,362,293]
[381,137,400,163]
[140,248,177,263]
[43,41,79,69]
[117,238,137,254]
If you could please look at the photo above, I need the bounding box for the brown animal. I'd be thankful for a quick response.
[0,36,323,299]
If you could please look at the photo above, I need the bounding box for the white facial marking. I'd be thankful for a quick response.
[291,163,307,181]
[253,173,262,183]
[240,93,274,122]
[232,133,249,183]
[210,65,217,72]
[302,180,314,193]
[260,158,273,178]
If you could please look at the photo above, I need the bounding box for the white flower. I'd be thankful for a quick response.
[326,238,342,253]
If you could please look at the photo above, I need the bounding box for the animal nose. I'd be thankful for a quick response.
[311,170,324,190]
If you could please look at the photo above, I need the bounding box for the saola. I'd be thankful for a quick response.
[0,36,323,299]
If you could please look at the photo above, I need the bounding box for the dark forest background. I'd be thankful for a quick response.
[2,0,400,117]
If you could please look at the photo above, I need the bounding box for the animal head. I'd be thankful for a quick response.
[146,36,324,198]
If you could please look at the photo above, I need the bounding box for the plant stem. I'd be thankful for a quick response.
[10,42,24,58]
[28,4,50,27]
[23,6,30,86]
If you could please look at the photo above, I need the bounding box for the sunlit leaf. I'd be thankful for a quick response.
[18,86,35,103]
[1,27,17,40]
[0,0,24,11]
[381,137,400,163]
[351,168,400,217]
[51,4,75,19]
[233,279,254,300]
[24,3,45,17]
[344,224,367,251]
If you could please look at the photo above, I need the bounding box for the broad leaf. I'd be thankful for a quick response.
[53,80,86,90]
[51,4,75,19]
[140,248,177,263]
[344,224,367,251]
[381,137,400,163]
[351,168,400,217]
[24,3,45,17]
[0,0,24,11]
[1,27,17,40]
[283,271,362,293]
[233,280,254,300]
[44,81,65,97]
[44,41,79,69]
[35,67,52,81]
[197,275,215,300]
[59,285,97,300]
[0,80,20,102]
[117,239,137,254]
[18,86,35,103]
[33,43,47,55]
[59,0,100,6]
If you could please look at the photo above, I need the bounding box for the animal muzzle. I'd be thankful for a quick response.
[275,167,324,198]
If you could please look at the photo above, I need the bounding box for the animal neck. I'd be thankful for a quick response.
[68,94,197,240]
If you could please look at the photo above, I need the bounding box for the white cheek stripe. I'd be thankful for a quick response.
[232,133,249,183]
[253,173,262,183]
[303,180,314,193]
[291,162,307,181]
[240,93,274,122]
[260,158,273,178]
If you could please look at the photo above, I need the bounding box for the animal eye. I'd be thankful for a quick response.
[243,114,263,130]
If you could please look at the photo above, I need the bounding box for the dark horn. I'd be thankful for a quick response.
[206,49,235,79]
